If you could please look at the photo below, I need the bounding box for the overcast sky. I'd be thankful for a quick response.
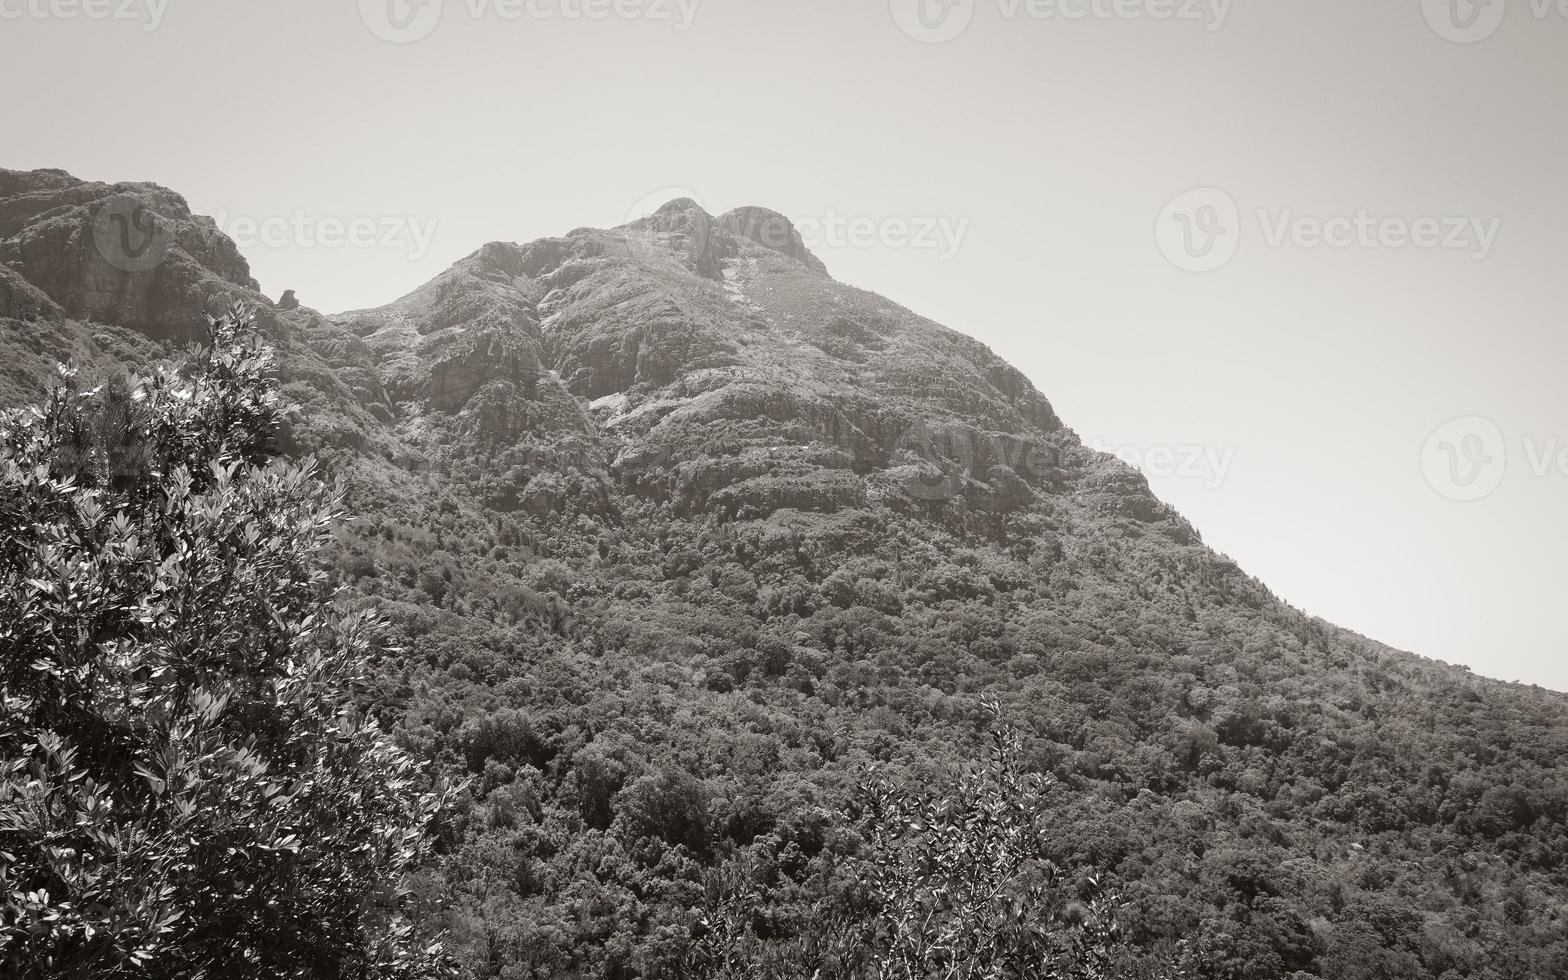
[4,0,1566,689]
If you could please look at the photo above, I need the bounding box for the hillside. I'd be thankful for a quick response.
[3,167,1567,980]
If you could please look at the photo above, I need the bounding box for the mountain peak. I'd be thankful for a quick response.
[719,206,828,276]
[653,196,709,218]
[622,198,829,279]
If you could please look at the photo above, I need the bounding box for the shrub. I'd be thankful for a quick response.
[0,308,456,979]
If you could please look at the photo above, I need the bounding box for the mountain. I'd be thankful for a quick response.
[4,167,1567,980]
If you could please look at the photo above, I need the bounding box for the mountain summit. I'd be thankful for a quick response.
[4,167,1567,978]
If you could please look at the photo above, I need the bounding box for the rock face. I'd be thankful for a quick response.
[719,206,830,276]
[0,263,62,321]
[332,239,593,444]
[304,192,1075,526]
[0,170,1173,544]
[628,198,734,280]
[0,168,259,342]
[0,174,1103,530]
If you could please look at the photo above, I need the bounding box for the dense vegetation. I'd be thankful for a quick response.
[0,313,1173,979]
[0,311,454,978]
[337,425,1568,980]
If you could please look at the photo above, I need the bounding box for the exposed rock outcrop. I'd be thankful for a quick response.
[720,206,829,276]
[0,169,1147,537]
[0,168,259,341]
[627,198,734,280]
[0,263,63,321]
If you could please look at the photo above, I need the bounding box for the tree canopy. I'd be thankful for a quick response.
[0,309,455,979]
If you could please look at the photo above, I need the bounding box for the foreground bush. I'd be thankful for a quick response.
[0,308,454,979]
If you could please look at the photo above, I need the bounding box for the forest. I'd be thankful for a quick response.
[4,307,1566,980]
[3,172,1568,980]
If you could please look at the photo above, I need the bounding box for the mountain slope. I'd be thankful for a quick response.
[3,167,1566,980]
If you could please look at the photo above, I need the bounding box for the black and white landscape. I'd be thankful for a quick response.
[3,3,1566,979]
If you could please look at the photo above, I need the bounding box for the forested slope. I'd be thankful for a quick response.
[3,168,1566,979]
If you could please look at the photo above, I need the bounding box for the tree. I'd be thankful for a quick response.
[0,308,455,979]
[685,712,1182,979]
[851,719,1153,980]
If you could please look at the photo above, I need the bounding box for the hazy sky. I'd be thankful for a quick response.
[4,0,1566,689]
